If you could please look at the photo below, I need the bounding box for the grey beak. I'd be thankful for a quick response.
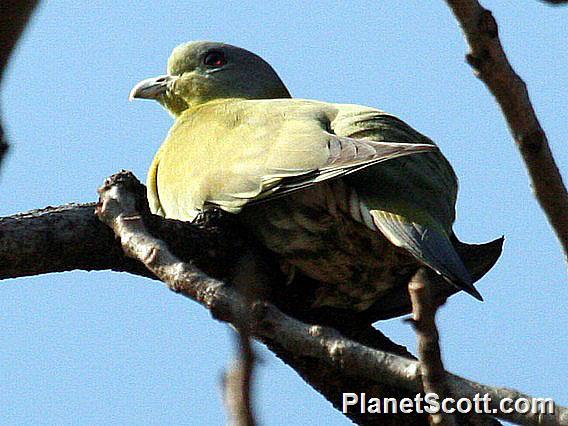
[129,74,179,101]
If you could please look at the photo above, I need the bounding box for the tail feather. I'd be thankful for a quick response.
[451,235,505,282]
[363,235,504,322]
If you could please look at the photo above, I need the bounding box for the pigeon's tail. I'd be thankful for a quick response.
[361,235,504,321]
[451,235,505,283]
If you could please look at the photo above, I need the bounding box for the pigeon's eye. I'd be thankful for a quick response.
[203,51,226,68]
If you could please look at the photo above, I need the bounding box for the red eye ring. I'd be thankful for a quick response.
[204,51,226,68]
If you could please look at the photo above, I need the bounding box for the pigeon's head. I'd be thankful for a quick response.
[130,41,291,116]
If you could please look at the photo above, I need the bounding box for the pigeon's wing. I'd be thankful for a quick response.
[330,105,483,299]
[147,99,435,220]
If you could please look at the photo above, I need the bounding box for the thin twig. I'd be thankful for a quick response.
[224,330,256,426]
[409,269,455,425]
[445,0,568,262]
[223,251,261,426]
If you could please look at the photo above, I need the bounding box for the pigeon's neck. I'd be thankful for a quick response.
[165,87,292,118]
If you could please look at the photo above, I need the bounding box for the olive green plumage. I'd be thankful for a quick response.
[130,41,502,311]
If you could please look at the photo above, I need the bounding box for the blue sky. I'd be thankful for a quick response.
[1,1,566,424]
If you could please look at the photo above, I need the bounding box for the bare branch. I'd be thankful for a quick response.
[223,250,262,426]
[223,331,256,426]
[445,0,568,262]
[0,200,503,323]
[539,0,568,5]
[409,269,455,425]
[0,0,39,80]
[93,171,564,425]
[93,172,428,424]
[2,171,563,424]
[0,0,40,166]
[0,125,7,168]
[0,203,148,279]
[0,196,246,282]
[255,304,567,425]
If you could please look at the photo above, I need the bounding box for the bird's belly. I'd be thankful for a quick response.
[240,180,418,311]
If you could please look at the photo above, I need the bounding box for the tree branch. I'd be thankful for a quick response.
[223,248,266,426]
[445,0,568,262]
[90,171,562,425]
[1,171,564,424]
[539,0,568,5]
[91,172,426,424]
[223,330,257,426]
[0,0,40,166]
[0,2,563,424]
[409,270,455,425]
[0,200,503,323]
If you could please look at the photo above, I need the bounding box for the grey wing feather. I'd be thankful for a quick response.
[249,136,436,204]
[370,210,483,301]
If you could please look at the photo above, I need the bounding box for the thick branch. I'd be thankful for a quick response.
[0,200,503,324]
[93,171,562,425]
[260,305,568,425]
[0,197,245,282]
[445,0,568,261]
[0,203,148,279]
[2,172,564,424]
[92,172,427,424]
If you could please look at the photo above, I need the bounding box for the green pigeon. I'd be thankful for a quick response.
[130,41,502,312]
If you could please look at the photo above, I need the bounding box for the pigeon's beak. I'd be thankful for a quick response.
[129,74,179,101]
